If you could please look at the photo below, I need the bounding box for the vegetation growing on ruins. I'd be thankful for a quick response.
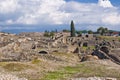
[44,30,55,37]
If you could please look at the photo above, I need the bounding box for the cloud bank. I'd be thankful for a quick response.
[0,0,120,32]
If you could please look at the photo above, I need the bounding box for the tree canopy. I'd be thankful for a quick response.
[97,27,109,35]
[70,20,76,37]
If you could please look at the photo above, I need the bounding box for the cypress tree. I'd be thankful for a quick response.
[70,20,75,37]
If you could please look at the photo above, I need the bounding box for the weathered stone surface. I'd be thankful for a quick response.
[0,32,120,64]
[92,40,120,65]
[92,50,108,59]
[0,39,35,61]
[81,55,99,62]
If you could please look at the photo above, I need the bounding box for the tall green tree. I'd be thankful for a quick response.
[97,27,109,35]
[104,28,109,35]
[97,27,105,35]
[88,30,93,34]
[70,20,76,37]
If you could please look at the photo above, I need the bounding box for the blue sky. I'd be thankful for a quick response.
[66,0,120,6]
[0,0,120,33]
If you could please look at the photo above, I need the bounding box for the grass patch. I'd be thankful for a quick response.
[81,46,95,52]
[52,52,72,57]
[3,63,32,72]
[98,36,120,41]
[32,57,41,64]
[42,72,65,80]
[0,62,7,66]
[81,46,87,51]
[40,62,120,80]
[40,63,89,80]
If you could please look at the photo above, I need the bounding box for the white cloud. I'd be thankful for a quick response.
[0,0,120,31]
[6,20,14,24]
[0,0,19,13]
[98,0,113,8]
[15,0,68,24]
[102,12,120,25]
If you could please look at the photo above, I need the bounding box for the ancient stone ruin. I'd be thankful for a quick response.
[92,40,120,65]
[0,32,120,65]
